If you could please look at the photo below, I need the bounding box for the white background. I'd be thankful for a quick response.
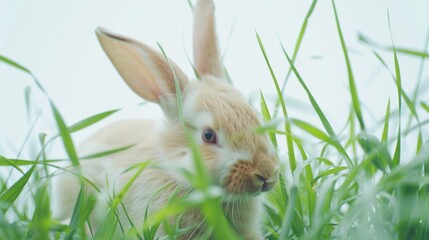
[1,0,428,159]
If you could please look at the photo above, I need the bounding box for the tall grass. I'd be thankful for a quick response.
[1,1,429,239]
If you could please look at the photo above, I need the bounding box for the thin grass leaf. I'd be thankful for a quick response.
[358,133,392,173]
[112,162,150,209]
[28,184,51,240]
[50,103,80,167]
[95,162,150,239]
[381,100,391,143]
[388,12,402,167]
[80,145,135,160]
[280,43,353,168]
[279,186,298,239]
[359,33,429,58]
[66,186,96,240]
[417,131,423,154]
[260,91,278,148]
[223,65,233,85]
[422,102,429,113]
[294,138,316,225]
[410,25,429,119]
[24,86,31,119]
[291,119,336,146]
[0,156,24,173]
[0,165,35,212]
[186,0,194,11]
[332,0,365,130]
[372,51,419,123]
[184,48,201,80]
[256,32,297,173]
[157,43,183,118]
[68,109,119,133]
[277,0,319,117]
[311,166,347,185]
[0,55,31,73]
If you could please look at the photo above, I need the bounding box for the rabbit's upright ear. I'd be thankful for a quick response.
[193,0,224,79]
[96,27,189,118]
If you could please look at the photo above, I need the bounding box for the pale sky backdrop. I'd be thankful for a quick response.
[1,0,428,160]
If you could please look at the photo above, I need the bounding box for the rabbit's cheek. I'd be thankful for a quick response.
[223,160,259,194]
[199,143,222,180]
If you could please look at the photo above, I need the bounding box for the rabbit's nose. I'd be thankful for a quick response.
[253,168,279,192]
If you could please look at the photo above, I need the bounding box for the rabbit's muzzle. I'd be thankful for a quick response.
[224,153,279,195]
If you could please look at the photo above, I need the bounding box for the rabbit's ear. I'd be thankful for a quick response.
[193,0,224,79]
[96,27,189,112]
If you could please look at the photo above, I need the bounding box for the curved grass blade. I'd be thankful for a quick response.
[372,51,419,123]
[157,43,183,118]
[381,100,391,143]
[66,186,96,240]
[0,55,31,73]
[332,0,365,130]
[51,103,79,167]
[388,12,402,167]
[276,0,319,117]
[260,91,278,148]
[422,102,429,113]
[311,166,347,185]
[80,145,135,160]
[359,33,429,58]
[280,43,353,168]
[0,165,35,213]
[291,119,336,146]
[68,109,119,133]
[358,133,392,173]
[279,186,298,239]
[256,32,297,173]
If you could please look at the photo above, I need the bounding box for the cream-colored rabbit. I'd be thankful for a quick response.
[52,0,279,239]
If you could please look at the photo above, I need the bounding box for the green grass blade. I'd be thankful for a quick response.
[0,156,24,173]
[358,133,392,172]
[294,138,316,224]
[411,25,429,114]
[279,0,319,92]
[291,119,335,145]
[51,103,80,167]
[417,131,422,154]
[359,33,429,58]
[160,43,211,190]
[157,43,183,118]
[79,145,135,160]
[256,32,297,173]
[280,43,353,168]
[68,109,119,133]
[311,166,347,185]
[111,162,150,210]
[260,91,278,148]
[186,0,194,11]
[422,102,429,113]
[66,185,96,240]
[372,51,419,123]
[279,186,298,239]
[381,100,391,143]
[388,13,402,167]
[332,0,365,130]
[28,184,52,240]
[0,165,35,212]
[0,55,31,73]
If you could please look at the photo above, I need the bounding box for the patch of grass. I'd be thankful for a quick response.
[1,1,429,240]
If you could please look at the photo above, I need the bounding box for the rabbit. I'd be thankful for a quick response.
[52,0,280,239]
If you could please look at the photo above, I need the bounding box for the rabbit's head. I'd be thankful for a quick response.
[96,0,279,196]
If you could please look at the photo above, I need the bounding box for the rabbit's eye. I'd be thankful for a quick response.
[202,128,217,144]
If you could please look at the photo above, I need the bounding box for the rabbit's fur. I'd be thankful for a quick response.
[52,0,279,239]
